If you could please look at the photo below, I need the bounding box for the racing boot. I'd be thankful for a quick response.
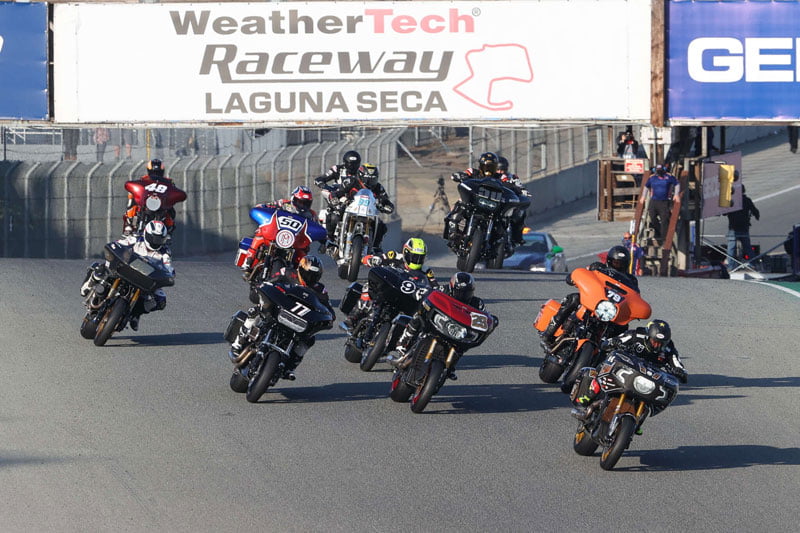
[388,328,415,369]
[80,263,106,297]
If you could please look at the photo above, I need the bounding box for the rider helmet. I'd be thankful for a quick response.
[448,272,476,304]
[143,220,168,251]
[402,238,427,271]
[361,163,379,188]
[646,319,671,350]
[606,245,631,272]
[343,150,361,175]
[478,152,499,177]
[146,159,165,180]
[297,255,323,287]
[497,156,509,173]
[291,185,313,213]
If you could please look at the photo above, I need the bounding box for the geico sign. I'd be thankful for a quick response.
[688,37,800,82]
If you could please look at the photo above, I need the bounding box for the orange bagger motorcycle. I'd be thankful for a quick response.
[533,267,651,388]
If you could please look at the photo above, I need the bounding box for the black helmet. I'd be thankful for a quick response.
[646,319,671,350]
[478,152,499,177]
[362,163,379,187]
[606,245,631,272]
[343,150,361,174]
[449,272,475,303]
[297,255,323,286]
[147,158,165,179]
[497,156,509,173]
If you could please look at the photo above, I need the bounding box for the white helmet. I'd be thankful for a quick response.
[144,220,168,251]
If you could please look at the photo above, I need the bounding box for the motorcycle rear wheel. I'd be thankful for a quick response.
[410,360,446,413]
[337,264,349,280]
[246,351,281,403]
[599,416,636,470]
[361,322,390,372]
[464,227,485,273]
[80,312,99,339]
[347,235,364,282]
[573,425,599,456]
[93,298,128,347]
[389,372,414,402]
[229,369,248,393]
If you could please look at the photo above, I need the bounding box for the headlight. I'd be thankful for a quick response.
[595,300,618,322]
[145,195,162,212]
[633,375,656,395]
[476,197,498,211]
[277,309,308,333]
[432,312,468,340]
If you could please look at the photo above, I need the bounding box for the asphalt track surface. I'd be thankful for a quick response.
[1,255,799,532]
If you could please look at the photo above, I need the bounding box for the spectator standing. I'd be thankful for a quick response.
[622,231,645,275]
[787,126,799,154]
[62,128,79,161]
[645,164,679,244]
[94,127,110,163]
[112,127,132,160]
[726,184,760,269]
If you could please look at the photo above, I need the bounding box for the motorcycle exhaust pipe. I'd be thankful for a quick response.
[229,346,255,367]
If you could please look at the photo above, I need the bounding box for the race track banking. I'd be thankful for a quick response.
[0,258,798,532]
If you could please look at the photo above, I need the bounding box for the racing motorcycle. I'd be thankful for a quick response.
[124,177,187,235]
[569,349,680,471]
[80,240,175,346]
[224,280,334,403]
[319,186,391,282]
[389,290,496,413]
[533,267,651,390]
[235,205,327,303]
[339,264,432,372]
[447,175,527,273]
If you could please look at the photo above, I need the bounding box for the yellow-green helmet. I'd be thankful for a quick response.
[402,238,427,270]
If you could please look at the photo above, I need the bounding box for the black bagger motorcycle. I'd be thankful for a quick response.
[446,175,527,272]
[224,281,334,403]
[339,265,432,372]
[80,241,174,346]
[569,349,681,470]
[389,290,496,413]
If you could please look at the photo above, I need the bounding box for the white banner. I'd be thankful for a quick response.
[53,1,651,124]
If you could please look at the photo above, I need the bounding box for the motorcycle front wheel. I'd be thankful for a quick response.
[93,298,128,347]
[463,227,485,273]
[410,359,446,413]
[347,235,364,282]
[599,416,636,470]
[487,239,505,269]
[573,424,599,456]
[361,322,390,372]
[246,351,281,403]
[562,342,595,392]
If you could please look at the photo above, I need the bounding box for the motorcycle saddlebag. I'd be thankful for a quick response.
[235,237,253,267]
[534,299,561,332]
[339,282,363,313]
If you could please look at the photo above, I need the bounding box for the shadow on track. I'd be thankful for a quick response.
[251,381,390,404]
[114,332,226,346]
[406,383,571,415]
[616,445,800,472]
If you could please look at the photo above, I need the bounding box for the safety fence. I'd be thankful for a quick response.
[0,129,404,259]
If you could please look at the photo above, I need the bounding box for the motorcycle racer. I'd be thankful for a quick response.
[123,159,177,236]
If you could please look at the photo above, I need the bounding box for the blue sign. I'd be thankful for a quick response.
[668,1,800,121]
[0,2,48,120]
